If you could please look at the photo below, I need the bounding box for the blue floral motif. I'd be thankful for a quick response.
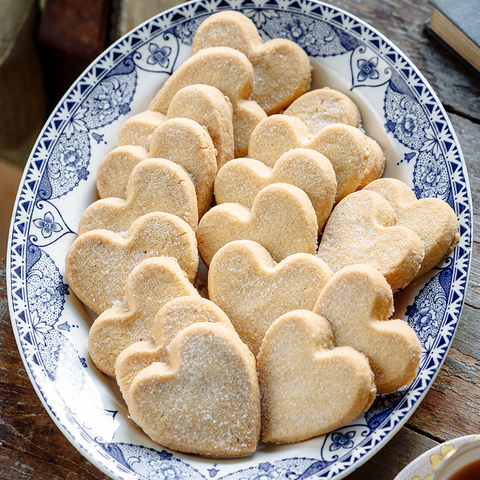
[64,107,88,139]
[357,57,379,81]
[407,271,448,348]
[251,463,282,480]
[147,43,172,68]
[413,151,450,200]
[384,85,429,150]
[30,309,52,346]
[148,460,180,479]
[330,431,355,451]
[27,251,67,326]
[33,212,62,239]
[260,11,353,57]
[92,78,129,123]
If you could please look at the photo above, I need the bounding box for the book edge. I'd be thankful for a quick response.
[429,8,480,75]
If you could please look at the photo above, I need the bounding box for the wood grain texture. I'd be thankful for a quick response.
[2,0,480,479]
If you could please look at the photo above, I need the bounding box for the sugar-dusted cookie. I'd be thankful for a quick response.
[115,296,235,399]
[89,259,200,377]
[257,310,376,444]
[191,11,311,115]
[65,212,198,314]
[148,46,267,157]
[149,117,217,218]
[364,178,459,278]
[96,145,148,199]
[317,190,424,292]
[284,87,361,133]
[166,84,234,169]
[357,136,386,189]
[208,240,333,356]
[127,322,261,457]
[79,158,198,235]
[118,111,166,151]
[248,115,370,202]
[314,264,422,394]
[197,183,318,267]
[98,117,217,219]
[214,148,336,232]
[282,88,385,187]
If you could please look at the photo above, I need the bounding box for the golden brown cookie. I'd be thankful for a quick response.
[89,258,200,377]
[208,240,333,356]
[284,87,361,133]
[214,148,336,232]
[248,115,370,202]
[79,158,198,234]
[257,310,376,444]
[197,183,318,267]
[191,11,311,115]
[65,212,198,314]
[149,117,217,218]
[118,111,166,151]
[148,46,267,157]
[317,189,424,292]
[364,178,459,277]
[166,84,234,169]
[96,145,148,199]
[357,136,386,189]
[127,322,261,457]
[314,264,422,394]
[115,296,235,399]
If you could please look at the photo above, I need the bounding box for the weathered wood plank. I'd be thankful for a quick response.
[407,347,480,441]
[330,0,480,123]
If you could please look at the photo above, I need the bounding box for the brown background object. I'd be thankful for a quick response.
[37,0,110,109]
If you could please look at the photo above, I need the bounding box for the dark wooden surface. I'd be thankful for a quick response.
[1,0,480,478]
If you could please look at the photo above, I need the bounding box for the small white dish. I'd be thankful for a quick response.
[394,435,480,480]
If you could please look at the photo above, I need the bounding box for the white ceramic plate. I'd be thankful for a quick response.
[7,1,472,479]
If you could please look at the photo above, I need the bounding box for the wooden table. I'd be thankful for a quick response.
[1,0,479,478]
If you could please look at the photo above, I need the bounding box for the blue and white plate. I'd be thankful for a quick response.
[7,1,472,479]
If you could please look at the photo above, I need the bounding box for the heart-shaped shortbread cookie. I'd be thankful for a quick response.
[248,115,370,202]
[191,11,311,115]
[197,183,318,267]
[284,87,361,133]
[314,264,422,394]
[115,296,235,399]
[257,310,376,444]
[208,240,333,356]
[166,84,234,169]
[89,258,200,377]
[214,148,336,232]
[317,190,424,292]
[79,158,198,234]
[148,47,267,157]
[127,322,260,457]
[364,178,459,278]
[281,88,385,187]
[118,110,166,151]
[97,118,217,218]
[96,145,148,199]
[65,212,198,314]
[149,118,217,218]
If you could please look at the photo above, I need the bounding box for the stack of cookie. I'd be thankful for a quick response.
[65,11,460,457]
